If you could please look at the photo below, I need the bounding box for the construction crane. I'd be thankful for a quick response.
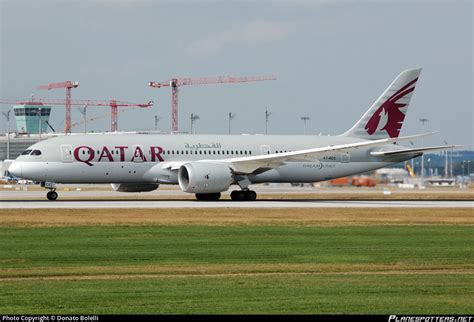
[148,75,276,132]
[0,98,153,132]
[37,81,79,134]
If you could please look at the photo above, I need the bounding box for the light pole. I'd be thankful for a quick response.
[450,147,453,177]
[265,108,272,135]
[78,105,87,134]
[2,109,11,159]
[419,118,429,184]
[154,115,161,131]
[300,116,310,135]
[190,113,199,134]
[38,108,42,142]
[443,140,449,178]
[228,112,236,135]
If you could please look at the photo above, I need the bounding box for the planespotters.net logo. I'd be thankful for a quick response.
[389,316,473,322]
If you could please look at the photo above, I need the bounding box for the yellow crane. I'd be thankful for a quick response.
[405,162,416,178]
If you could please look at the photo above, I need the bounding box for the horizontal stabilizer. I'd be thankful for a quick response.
[370,145,462,157]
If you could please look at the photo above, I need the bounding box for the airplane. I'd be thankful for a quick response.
[7,68,459,201]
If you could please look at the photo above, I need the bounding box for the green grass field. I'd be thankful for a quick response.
[0,223,472,314]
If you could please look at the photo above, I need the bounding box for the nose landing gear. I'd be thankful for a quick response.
[46,190,58,201]
[41,182,58,201]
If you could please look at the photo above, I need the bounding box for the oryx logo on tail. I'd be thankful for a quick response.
[342,68,422,140]
[364,77,418,138]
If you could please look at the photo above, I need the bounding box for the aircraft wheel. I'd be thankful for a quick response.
[230,190,246,201]
[246,190,257,201]
[195,193,221,201]
[209,192,221,201]
[47,190,58,201]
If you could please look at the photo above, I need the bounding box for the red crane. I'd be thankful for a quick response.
[0,98,153,132]
[148,75,276,132]
[37,81,79,134]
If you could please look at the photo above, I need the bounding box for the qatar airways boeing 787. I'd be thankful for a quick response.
[8,68,458,201]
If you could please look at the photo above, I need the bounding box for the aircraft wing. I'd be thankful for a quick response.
[370,145,461,157]
[205,135,420,174]
[160,133,445,175]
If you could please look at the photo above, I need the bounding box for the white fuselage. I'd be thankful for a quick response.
[10,133,408,186]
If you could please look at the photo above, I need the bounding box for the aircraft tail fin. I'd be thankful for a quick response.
[342,68,422,140]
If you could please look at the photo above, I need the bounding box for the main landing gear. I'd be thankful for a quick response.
[230,189,257,201]
[229,176,257,201]
[41,182,58,201]
[194,190,257,201]
[194,177,257,202]
[195,192,221,201]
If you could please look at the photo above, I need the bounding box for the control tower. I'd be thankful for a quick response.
[13,103,51,134]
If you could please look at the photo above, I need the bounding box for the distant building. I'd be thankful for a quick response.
[0,134,56,161]
[13,103,51,134]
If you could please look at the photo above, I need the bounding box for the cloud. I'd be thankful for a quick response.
[187,20,289,57]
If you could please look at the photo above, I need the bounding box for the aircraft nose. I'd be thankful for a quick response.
[8,162,22,178]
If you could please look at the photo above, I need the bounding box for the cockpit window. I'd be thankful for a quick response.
[31,150,42,156]
[21,150,32,155]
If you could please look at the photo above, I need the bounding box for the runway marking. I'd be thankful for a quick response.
[1,199,472,209]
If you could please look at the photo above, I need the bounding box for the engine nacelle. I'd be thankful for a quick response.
[178,162,233,193]
[111,183,159,192]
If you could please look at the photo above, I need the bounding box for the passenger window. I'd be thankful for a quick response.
[21,150,32,155]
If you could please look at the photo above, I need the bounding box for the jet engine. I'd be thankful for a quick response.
[111,183,159,192]
[178,162,234,193]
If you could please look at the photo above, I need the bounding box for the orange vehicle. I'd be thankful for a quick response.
[352,176,377,187]
[329,177,350,186]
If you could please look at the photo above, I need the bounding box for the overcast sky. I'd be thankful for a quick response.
[1,0,472,148]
